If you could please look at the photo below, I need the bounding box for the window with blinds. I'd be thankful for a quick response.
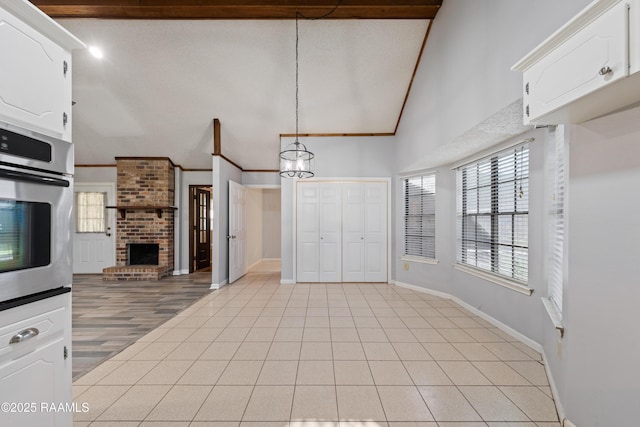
[548,127,565,314]
[76,192,107,233]
[456,144,529,283]
[403,174,436,259]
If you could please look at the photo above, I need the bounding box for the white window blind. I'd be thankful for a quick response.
[456,144,529,283]
[548,126,565,314]
[403,174,436,259]
[76,192,106,233]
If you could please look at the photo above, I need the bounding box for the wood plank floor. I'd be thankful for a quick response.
[71,272,214,379]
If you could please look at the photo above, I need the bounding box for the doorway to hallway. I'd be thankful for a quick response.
[189,185,212,273]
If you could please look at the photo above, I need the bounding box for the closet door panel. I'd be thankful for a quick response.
[319,183,342,282]
[342,183,365,282]
[365,182,388,282]
[296,183,319,282]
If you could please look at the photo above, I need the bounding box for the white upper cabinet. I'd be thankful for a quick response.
[0,1,84,141]
[513,0,640,125]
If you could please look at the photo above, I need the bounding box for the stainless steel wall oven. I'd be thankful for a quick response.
[0,125,73,305]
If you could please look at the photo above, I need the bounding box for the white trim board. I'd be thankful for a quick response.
[247,259,263,271]
[210,279,228,290]
[393,280,543,353]
[172,269,190,276]
[542,350,566,423]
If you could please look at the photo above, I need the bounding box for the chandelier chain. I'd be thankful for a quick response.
[295,13,299,142]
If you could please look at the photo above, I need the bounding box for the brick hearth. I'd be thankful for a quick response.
[102,157,175,280]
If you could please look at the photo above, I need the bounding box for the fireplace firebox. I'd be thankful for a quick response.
[127,243,159,265]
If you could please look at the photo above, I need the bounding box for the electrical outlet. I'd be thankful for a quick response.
[403,262,409,271]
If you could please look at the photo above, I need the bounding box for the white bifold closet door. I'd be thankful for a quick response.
[297,181,386,283]
[342,182,387,282]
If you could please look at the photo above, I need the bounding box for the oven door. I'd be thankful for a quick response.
[0,164,72,303]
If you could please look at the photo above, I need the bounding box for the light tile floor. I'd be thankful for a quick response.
[73,271,560,427]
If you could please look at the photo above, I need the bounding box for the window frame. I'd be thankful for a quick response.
[455,143,532,293]
[402,172,437,262]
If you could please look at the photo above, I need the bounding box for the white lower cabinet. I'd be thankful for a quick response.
[0,292,72,427]
[297,181,388,283]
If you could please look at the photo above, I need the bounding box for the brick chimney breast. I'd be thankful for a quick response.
[103,158,175,280]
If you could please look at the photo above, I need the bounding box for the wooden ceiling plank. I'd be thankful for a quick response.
[33,2,441,19]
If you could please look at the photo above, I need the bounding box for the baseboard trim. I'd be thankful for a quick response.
[173,269,189,276]
[393,280,543,353]
[262,258,281,262]
[210,279,228,290]
[247,259,262,271]
[280,279,295,285]
[542,349,567,423]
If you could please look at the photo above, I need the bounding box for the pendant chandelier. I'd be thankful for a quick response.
[280,13,314,179]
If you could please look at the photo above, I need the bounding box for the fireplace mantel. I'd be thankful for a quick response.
[106,205,177,219]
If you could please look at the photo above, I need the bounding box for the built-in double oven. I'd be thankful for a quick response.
[0,125,73,306]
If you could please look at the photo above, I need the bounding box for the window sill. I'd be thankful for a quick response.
[401,256,439,265]
[453,263,533,296]
[541,297,564,338]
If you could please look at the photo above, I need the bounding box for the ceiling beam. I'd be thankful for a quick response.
[31,0,441,19]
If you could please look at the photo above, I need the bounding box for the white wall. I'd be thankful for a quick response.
[393,0,640,425]
[74,166,116,183]
[262,189,281,259]
[246,188,263,268]
[547,107,640,426]
[212,156,242,286]
[280,135,395,282]
[395,0,592,172]
[243,171,280,187]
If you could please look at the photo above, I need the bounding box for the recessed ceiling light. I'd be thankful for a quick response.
[89,46,104,59]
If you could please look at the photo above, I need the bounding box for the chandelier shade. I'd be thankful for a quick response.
[280,138,314,179]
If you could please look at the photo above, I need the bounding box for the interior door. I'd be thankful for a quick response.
[228,180,247,283]
[319,183,342,282]
[342,183,365,282]
[296,182,320,282]
[194,187,211,271]
[73,183,115,274]
[364,182,388,282]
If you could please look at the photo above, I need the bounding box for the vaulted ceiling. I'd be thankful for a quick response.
[33,1,441,170]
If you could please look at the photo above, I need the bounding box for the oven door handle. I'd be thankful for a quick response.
[0,168,70,187]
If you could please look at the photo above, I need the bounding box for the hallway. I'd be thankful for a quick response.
[72,271,559,426]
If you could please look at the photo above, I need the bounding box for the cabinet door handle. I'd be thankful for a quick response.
[9,328,40,344]
[525,105,530,117]
[63,60,68,77]
[599,66,612,76]
[525,82,529,95]
[63,112,68,127]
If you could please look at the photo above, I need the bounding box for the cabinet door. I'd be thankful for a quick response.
[319,183,342,282]
[0,336,70,427]
[364,182,388,282]
[342,183,365,282]
[523,1,629,123]
[0,6,71,140]
[297,183,320,282]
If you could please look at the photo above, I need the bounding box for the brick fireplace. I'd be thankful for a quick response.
[102,157,175,280]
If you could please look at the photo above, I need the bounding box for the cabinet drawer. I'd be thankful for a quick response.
[0,293,69,358]
[523,0,629,123]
